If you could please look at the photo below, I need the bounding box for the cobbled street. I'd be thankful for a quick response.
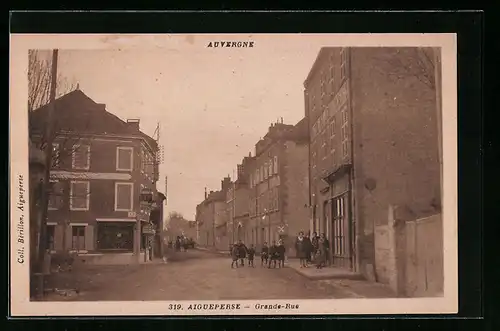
[46,250,365,301]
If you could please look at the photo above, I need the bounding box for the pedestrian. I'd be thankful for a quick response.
[276,239,286,268]
[175,236,181,252]
[315,236,327,269]
[231,242,239,268]
[183,236,189,252]
[320,233,330,266]
[304,233,312,264]
[311,232,319,263]
[247,244,256,267]
[268,241,278,268]
[237,240,247,266]
[295,231,308,268]
[261,242,269,266]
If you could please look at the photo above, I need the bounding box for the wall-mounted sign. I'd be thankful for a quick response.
[128,211,137,218]
[142,224,156,235]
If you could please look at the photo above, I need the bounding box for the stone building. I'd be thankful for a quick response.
[29,90,161,260]
[304,47,441,279]
[225,156,252,246]
[195,177,231,249]
[245,119,309,255]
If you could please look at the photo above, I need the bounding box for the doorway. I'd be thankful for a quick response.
[330,192,354,269]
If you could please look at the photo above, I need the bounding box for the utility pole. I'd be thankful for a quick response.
[36,49,58,299]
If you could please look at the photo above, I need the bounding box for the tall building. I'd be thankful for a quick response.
[246,119,309,254]
[29,90,161,257]
[304,47,441,279]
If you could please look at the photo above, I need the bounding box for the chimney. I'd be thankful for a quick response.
[204,187,207,199]
[127,118,140,131]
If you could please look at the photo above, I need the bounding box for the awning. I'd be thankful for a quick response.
[322,163,352,184]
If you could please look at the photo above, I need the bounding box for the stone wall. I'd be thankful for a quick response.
[374,205,443,297]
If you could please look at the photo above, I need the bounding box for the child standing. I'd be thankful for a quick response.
[231,242,239,268]
[261,242,269,266]
[247,245,256,267]
[268,241,278,268]
[276,239,286,268]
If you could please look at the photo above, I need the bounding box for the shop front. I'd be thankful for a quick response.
[96,220,135,252]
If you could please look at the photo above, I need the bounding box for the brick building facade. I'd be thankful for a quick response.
[304,47,441,279]
[29,90,162,256]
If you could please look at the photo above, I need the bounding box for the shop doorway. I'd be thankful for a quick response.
[330,193,354,269]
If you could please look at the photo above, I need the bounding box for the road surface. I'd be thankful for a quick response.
[46,250,363,301]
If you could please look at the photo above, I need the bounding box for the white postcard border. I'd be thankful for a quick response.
[9,33,458,316]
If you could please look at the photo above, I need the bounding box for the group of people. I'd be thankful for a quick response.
[167,236,194,252]
[230,240,286,269]
[295,231,330,269]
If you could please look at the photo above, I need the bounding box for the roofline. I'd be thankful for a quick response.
[304,48,327,88]
[30,131,158,153]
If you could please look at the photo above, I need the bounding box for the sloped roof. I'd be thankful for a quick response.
[29,89,157,149]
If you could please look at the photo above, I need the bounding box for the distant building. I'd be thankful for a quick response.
[195,178,231,249]
[245,119,309,255]
[304,47,441,279]
[29,90,160,256]
[225,156,252,245]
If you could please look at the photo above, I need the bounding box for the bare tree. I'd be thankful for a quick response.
[168,211,185,221]
[28,50,77,112]
[378,47,437,90]
[28,50,94,178]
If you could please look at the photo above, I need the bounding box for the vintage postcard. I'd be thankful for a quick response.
[9,33,457,316]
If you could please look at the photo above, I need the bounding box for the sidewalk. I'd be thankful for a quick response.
[286,259,398,298]
[286,259,364,280]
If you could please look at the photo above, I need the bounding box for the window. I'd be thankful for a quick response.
[342,141,349,157]
[320,71,325,99]
[340,48,347,81]
[330,118,336,138]
[140,149,145,173]
[268,160,273,176]
[273,156,278,174]
[70,181,90,211]
[260,166,264,182]
[116,146,133,171]
[311,95,316,113]
[52,143,60,168]
[249,174,253,188]
[71,226,86,251]
[255,169,259,185]
[331,149,337,166]
[46,225,55,250]
[264,163,268,179]
[115,182,134,211]
[72,145,90,170]
[48,181,64,210]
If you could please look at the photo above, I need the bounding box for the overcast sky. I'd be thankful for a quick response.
[50,34,338,220]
